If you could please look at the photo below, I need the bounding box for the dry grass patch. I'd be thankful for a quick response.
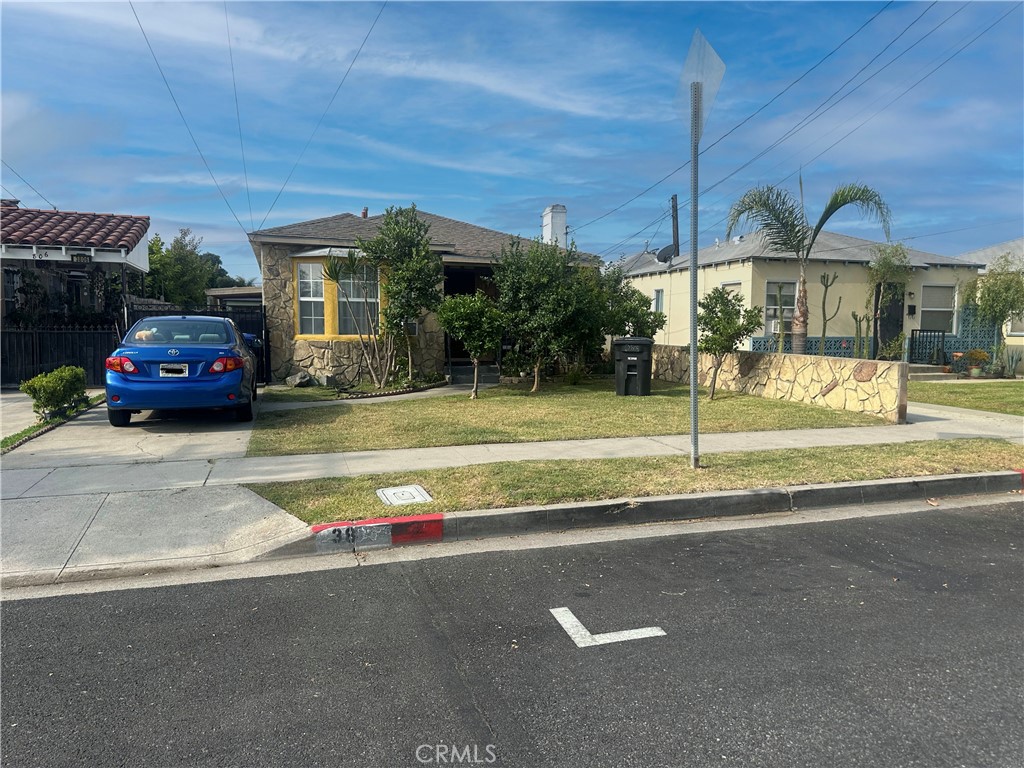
[248,380,883,457]
[246,438,1024,525]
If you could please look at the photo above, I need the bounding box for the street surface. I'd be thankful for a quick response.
[2,502,1021,768]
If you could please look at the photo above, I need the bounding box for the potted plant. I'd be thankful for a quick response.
[964,348,990,377]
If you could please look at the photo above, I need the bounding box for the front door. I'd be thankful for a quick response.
[874,283,905,359]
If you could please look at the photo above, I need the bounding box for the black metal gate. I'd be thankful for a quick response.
[1,327,119,387]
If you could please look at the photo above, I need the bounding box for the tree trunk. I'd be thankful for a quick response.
[532,360,541,393]
[792,266,809,355]
[405,332,414,383]
[471,358,479,399]
[708,357,721,400]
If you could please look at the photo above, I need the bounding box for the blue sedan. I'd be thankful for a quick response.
[105,315,261,427]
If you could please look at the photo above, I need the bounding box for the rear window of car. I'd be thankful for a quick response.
[127,320,231,344]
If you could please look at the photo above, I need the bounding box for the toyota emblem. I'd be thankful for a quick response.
[167,349,180,356]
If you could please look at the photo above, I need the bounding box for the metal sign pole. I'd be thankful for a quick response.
[689,81,701,470]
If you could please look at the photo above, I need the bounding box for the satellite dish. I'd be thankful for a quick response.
[655,244,676,263]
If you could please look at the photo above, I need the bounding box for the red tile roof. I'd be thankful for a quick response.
[1,200,149,252]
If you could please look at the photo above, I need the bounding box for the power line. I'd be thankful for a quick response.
[1,161,57,209]
[257,1,388,231]
[569,1,894,236]
[225,2,254,231]
[129,0,248,236]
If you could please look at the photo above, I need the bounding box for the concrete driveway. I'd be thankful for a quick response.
[1,402,256,470]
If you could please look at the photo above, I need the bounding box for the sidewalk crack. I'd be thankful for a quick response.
[54,494,107,584]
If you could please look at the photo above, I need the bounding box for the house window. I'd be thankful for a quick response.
[1008,312,1024,336]
[652,289,664,314]
[336,263,380,336]
[721,282,741,295]
[765,281,796,333]
[919,285,955,333]
[2,269,21,318]
[297,263,325,335]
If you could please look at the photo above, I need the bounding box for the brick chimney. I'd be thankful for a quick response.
[361,207,369,219]
[541,204,567,247]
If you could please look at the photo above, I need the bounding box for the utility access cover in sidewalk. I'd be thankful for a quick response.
[376,485,433,506]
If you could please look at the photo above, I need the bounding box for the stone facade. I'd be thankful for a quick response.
[258,243,445,384]
[652,344,907,424]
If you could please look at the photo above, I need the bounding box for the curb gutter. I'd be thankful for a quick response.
[268,470,1024,558]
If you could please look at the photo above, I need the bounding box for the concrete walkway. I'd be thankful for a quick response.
[1,385,1021,589]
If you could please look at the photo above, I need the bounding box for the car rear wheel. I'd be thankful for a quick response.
[108,408,131,427]
[235,399,254,422]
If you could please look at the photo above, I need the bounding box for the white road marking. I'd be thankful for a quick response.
[549,607,666,648]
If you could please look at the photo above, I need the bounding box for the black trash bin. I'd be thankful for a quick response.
[612,337,654,396]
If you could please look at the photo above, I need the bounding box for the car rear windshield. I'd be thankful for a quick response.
[127,320,231,344]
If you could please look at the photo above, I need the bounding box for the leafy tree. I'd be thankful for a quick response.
[436,291,505,399]
[200,251,257,288]
[726,178,891,354]
[601,266,667,339]
[963,252,1024,345]
[696,287,764,400]
[866,242,913,356]
[492,237,591,393]
[356,205,443,381]
[146,228,215,307]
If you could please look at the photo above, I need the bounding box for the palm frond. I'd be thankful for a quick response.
[810,183,892,248]
[726,186,808,257]
[322,248,362,285]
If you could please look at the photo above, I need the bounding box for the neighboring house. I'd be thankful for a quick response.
[248,204,584,383]
[623,229,989,361]
[1,198,150,323]
[955,237,1024,364]
[205,286,263,310]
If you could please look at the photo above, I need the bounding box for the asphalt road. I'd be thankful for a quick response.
[2,502,1021,768]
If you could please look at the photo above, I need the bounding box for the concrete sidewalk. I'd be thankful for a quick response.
[1,391,1021,589]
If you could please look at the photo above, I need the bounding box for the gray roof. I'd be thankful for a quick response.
[621,230,982,278]
[251,210,597,264]
[954,237,1023,272]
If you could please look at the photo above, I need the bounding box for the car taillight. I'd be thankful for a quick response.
[105,356,139,374]
[209,356,245,373]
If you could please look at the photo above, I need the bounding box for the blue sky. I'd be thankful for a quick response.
[2,1,1022,281]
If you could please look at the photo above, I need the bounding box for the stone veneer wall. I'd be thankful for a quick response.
[652,344,907,424]
[258,243,445,384]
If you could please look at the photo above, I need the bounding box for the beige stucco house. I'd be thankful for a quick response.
[622,229,994,363]
[955,237,1024,365]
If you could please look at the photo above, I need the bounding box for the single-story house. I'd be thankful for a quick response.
[622,229,993,361]
[1,198,150,324]
[205,286,263,310]
[955,238,1024,362]
[248,204,584,383]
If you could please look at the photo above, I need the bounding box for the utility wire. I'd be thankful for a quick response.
[0,184,16,199]
[129,0,248,236]
[569,1,894,235]
[257,1,387,231]
[1,161,57,209]
[225,2,254,231]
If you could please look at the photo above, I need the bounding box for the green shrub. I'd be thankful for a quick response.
[19,366,88,420]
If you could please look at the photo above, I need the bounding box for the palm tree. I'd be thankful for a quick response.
[726,179,891,355]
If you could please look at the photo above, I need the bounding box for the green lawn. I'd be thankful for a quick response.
[908,380,1024,416]
[248,380,883,457]
[247,439,1024,523]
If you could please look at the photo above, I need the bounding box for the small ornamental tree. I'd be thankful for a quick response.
[696,287,764,400]
[436,292,505,399]
[601,266,667,338]
[963,252,1024,345]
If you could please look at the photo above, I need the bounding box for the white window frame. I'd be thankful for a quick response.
[297,263,325,335]
[1008,312,1024,336]
[652,289,664,314]
[336,263,380,336]
[765,280,796,334]
[919,284,957,334]
[721,281,741,295]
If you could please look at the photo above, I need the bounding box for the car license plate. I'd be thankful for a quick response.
[159,363,188,378]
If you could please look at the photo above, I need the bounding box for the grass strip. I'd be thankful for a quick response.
[245,438,1024,525]
[1,394,105,453]
[248,381,883,457]
[907,380,1024,416]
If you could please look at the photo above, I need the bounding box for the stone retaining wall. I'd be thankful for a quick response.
[652,344,907,424]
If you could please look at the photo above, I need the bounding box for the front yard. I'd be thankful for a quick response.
[908,380,1024,416]
[248,380,884,457]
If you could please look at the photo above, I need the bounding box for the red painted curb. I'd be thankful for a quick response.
[310,513,444,545]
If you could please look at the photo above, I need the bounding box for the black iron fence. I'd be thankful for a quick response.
[909,330,946,365]
[1,327,119,387]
